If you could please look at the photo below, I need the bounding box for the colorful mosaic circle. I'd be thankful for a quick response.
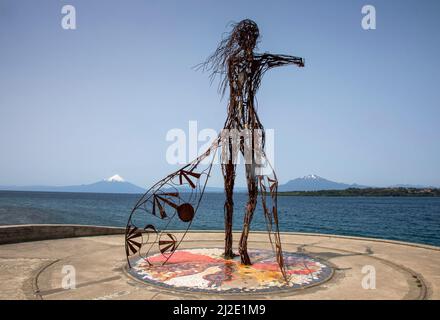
[128,248,333,293]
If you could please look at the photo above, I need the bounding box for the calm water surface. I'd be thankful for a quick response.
[0,191,439,246]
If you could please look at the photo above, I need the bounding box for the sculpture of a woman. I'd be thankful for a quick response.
[202,19,304,264]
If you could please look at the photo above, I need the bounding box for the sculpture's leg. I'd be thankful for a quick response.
[239,163,258,265]
[222,162,235,259]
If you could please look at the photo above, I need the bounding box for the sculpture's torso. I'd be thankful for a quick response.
[226,54,263,130]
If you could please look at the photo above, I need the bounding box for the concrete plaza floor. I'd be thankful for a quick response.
[0,231,439,300]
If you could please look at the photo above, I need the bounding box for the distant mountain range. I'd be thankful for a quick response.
[0,174,435,194]
[278,174,369,191]
[0,175,145,194]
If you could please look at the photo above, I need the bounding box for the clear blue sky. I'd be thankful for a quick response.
[1,0,439,188]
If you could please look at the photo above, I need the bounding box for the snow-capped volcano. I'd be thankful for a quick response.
[106,174,125,182]
[63,175,145,193]
[278,174,368,191]
[0,175,145,194]
[302,174,323,180]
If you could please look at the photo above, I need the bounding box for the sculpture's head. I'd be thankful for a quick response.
[231,19,260,53]
[200,19,261,96]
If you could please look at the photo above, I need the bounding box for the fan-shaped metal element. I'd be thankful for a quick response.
[159,233,177,255]
[126,226,143,256]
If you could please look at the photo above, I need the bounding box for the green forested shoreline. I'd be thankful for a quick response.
[277,187,440,197]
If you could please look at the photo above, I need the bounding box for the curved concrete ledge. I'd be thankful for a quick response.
[1,225,439,251]
[186,230,440,251]
[0,224,125,245]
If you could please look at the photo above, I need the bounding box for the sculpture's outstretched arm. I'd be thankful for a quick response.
[258,53,305,70]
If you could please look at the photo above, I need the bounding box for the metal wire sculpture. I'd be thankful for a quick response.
[125,19,304,281]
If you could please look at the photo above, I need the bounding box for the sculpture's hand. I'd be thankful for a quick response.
[258,53,305,70]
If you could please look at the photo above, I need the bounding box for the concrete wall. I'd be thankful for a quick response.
[0,224,125,245]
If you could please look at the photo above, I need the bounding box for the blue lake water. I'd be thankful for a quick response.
[0,191,439,246]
